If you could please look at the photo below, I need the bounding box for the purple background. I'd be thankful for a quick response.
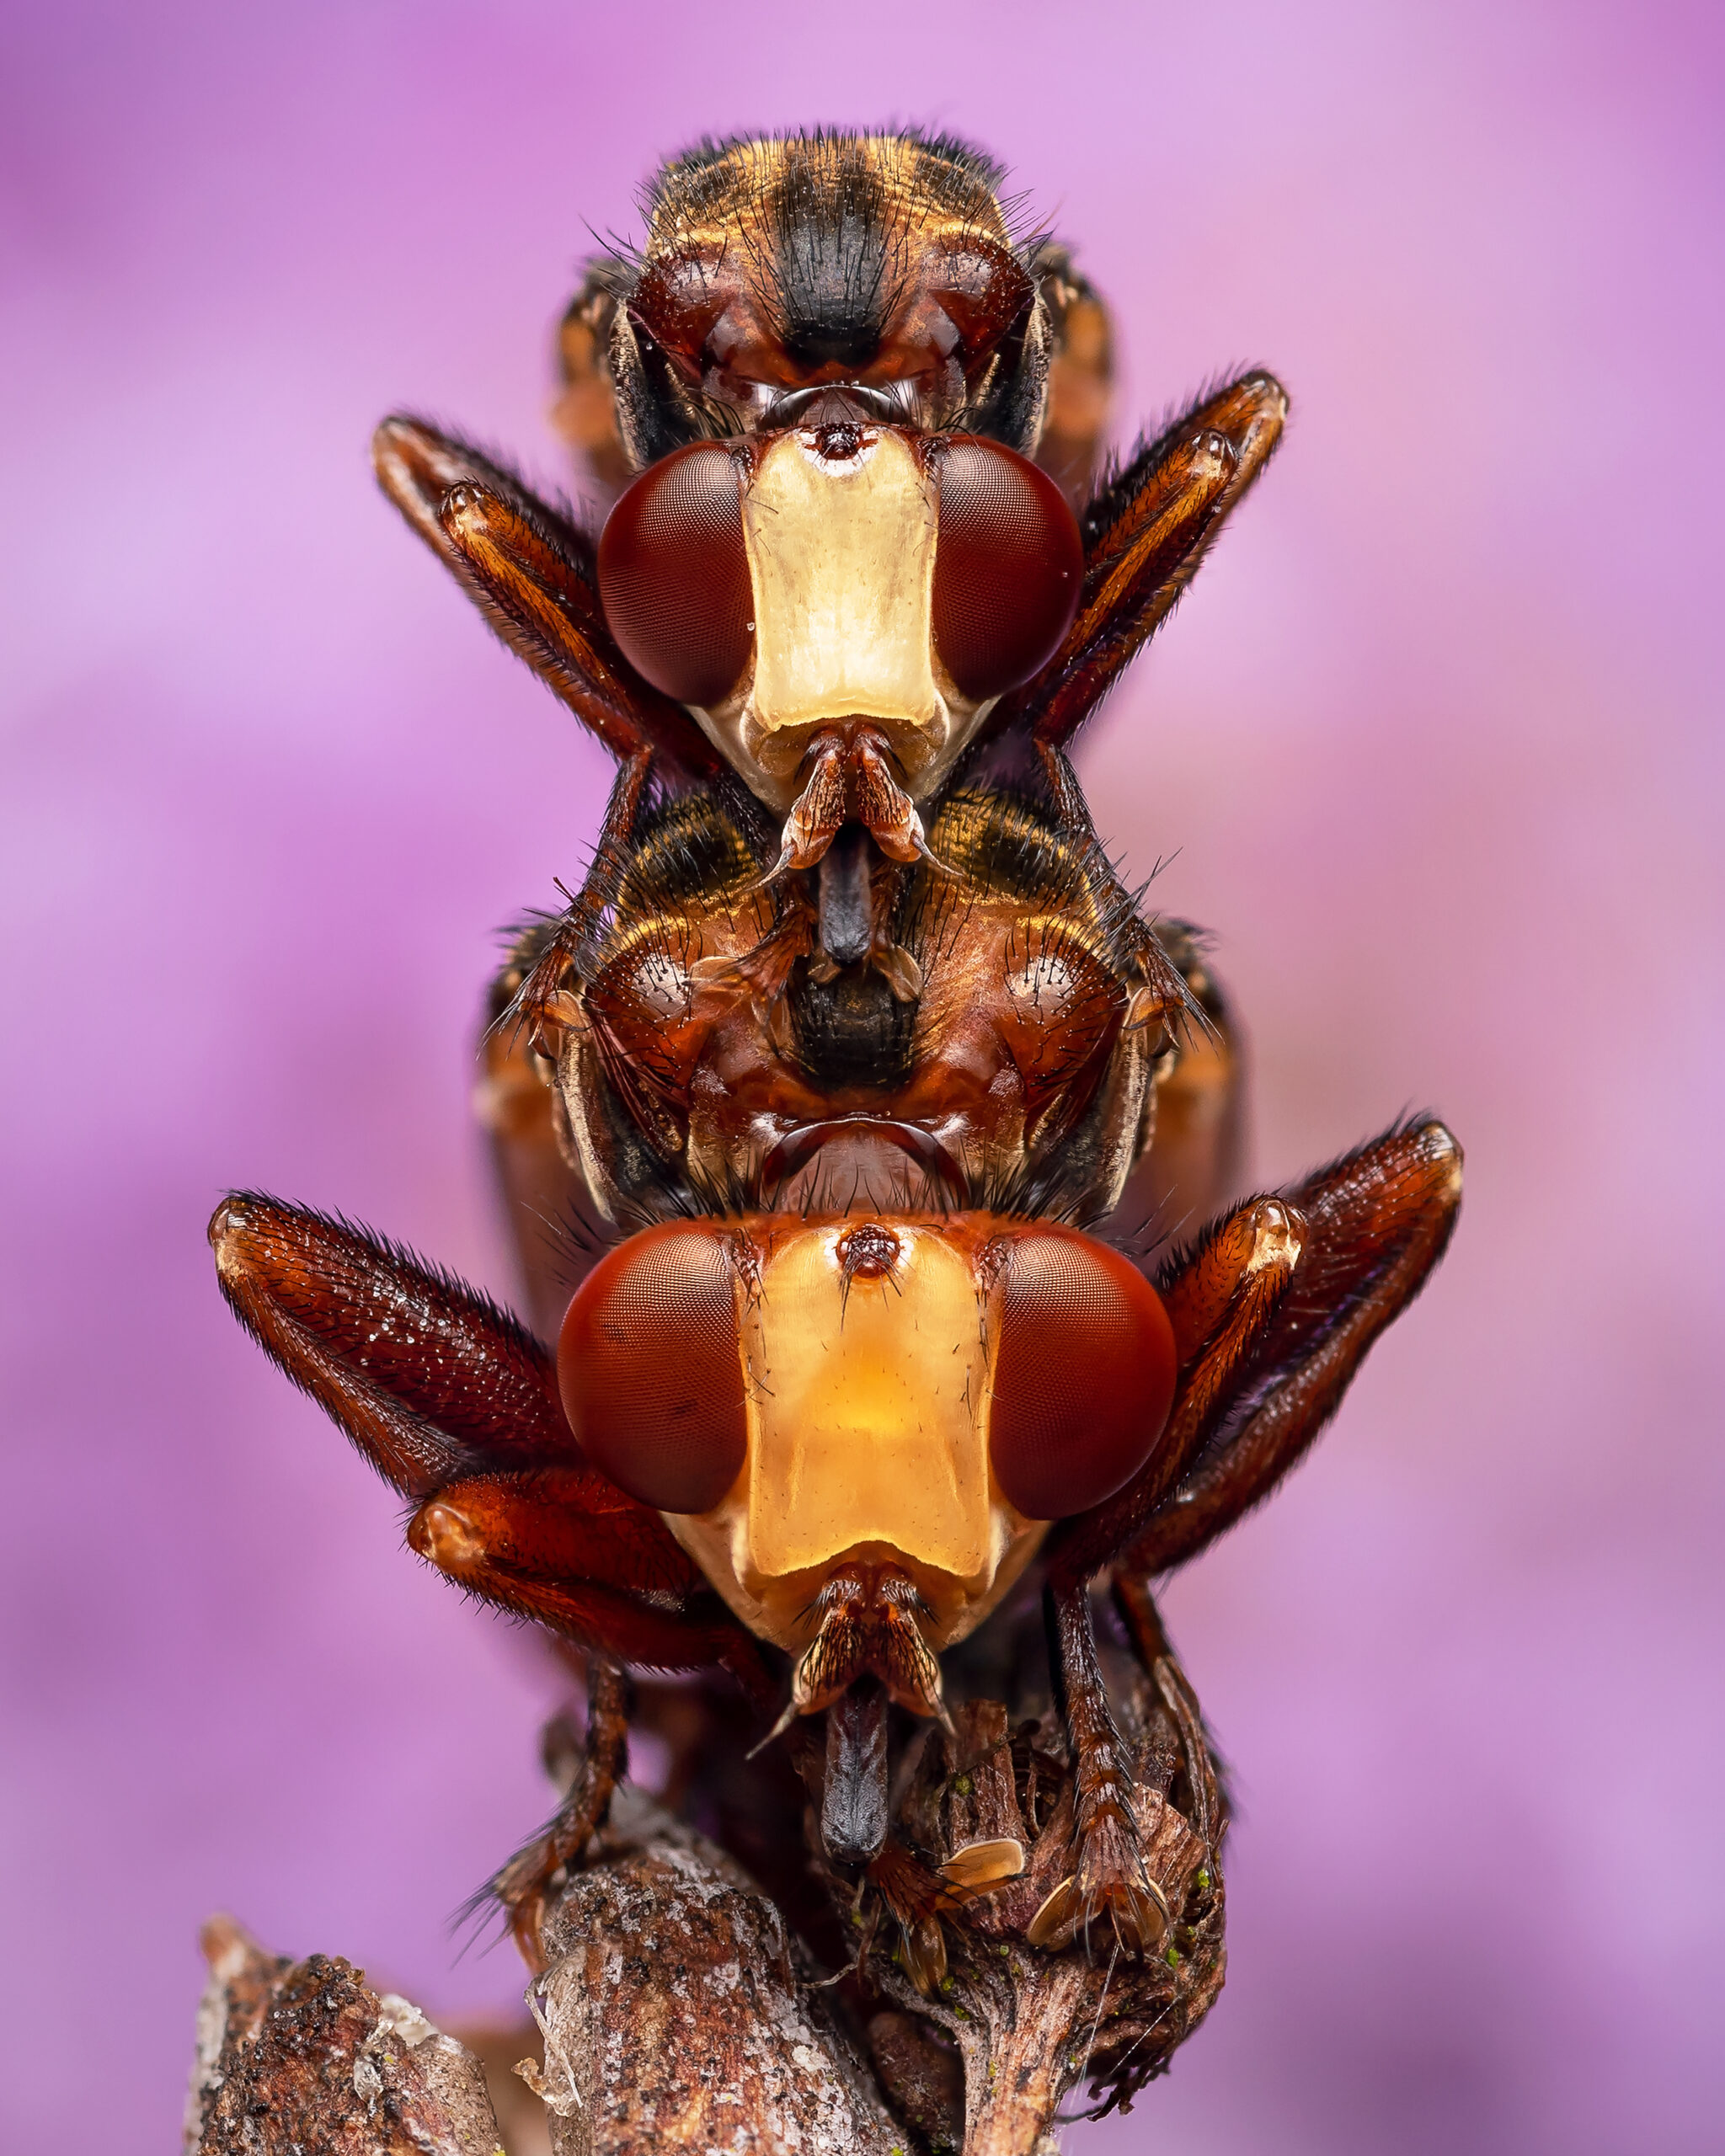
[4,3,1721,2148]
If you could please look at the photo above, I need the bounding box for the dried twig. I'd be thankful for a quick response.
[185,1913,506,2154]
[186,1589,1227,2154]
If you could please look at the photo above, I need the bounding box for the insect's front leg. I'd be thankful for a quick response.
[208,1194,768,1690]
[993,371,1288,750]
[372,414,720,776]
[1029,1577,1172,1952]
[1034,1117,1461,1945]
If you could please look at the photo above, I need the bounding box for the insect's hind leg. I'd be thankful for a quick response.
[1034,1115,1461,1946]
[1128,1115,1464,1575]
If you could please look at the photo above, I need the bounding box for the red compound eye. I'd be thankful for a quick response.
[558,1222,747,1514]
[986,1228,1177,1521]
[932,437,1083,702]
[597,442,754,707]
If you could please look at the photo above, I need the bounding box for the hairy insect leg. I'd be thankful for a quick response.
[486,1656,634,1972]
[1038,1288,1287,1942]
[474,748,666,1340]
[209,1193,576,1494]
[1129,1116,1463,1574]
[992,371,1288,749]
[1054,1118,1461,1588]
[1110,1573,1227,1849]
[1032,250,1114,505]
[1028,1578,1170,1955]
[550,272,632,497]
[1105,946,1248,1244]
[371,415,718,775]
[1033,1119,1459,1933]
[209,1194,769,1689]
[405,1472,769,1694]
[473,987,592,1342]
[1050,1194,1308,1588]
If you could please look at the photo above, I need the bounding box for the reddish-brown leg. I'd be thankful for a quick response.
[1105,948,1248,1246]
[550,270,633,498]
[371,415,718,777]
[208,1194,767,1690]
[471,982,595,1341]
[1110,1572,1226,1851]
[1028,1580,1171,1954]
[1128,1115,1464,1574]
[989,371,1289,750]
[475,744,668,1336]
[211,1195,775,1940]
[487,1656,634,1971]
[210,1193,578,1492]
[1032,250,1115,507]
[1034,1116,1462,1945]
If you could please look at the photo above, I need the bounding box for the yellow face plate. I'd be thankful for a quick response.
[690,430,994,809]
[744,430,941,750]
[663,1221,1047,1653]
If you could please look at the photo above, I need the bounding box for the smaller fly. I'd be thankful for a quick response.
[213,131,1460,1970]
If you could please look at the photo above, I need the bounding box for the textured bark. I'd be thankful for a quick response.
[185,1592,1227,2154]
[527,1790,902,2155]
[838,1630,1230,2153]
[185,1913,505,2155]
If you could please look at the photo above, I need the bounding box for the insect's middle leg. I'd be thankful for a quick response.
[487,1656,633,1971]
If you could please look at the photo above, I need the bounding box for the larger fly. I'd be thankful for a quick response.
[211,130,1461,1972]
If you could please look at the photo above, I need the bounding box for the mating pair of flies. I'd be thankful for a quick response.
[212,130,1461,1974]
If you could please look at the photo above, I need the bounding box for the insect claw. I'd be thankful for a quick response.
[743,841,796,893]
[938,1837,1026,1892]
[900,1915,948,1996]
[1115,1876,1172,1953]
[1026,1873,1083,1950]
[748,1698,802,1756]
[1025,1866,1171,1955]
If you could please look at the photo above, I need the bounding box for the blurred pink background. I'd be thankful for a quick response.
[3,3,1721,2147]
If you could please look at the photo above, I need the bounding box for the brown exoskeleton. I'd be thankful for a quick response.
[211,131,1461,1978]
